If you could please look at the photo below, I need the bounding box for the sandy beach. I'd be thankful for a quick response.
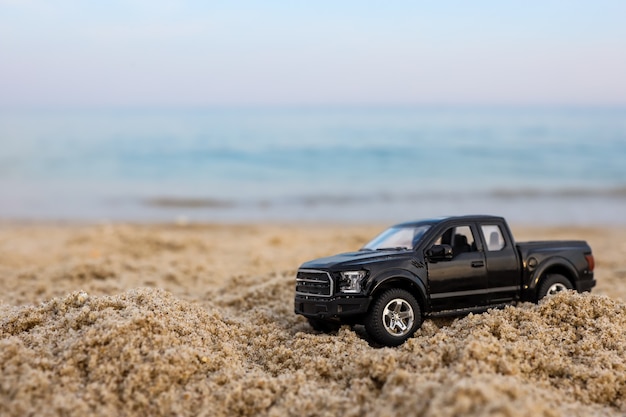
[1,222,626,416]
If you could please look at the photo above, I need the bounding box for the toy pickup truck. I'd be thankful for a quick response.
[294,215,595,346]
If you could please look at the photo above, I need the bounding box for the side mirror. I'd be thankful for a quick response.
[426,244,453,261]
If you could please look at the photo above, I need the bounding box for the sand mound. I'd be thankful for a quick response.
[1,223,625,416]
[2,287,625,417]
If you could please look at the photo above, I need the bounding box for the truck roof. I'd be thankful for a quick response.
[394,215,505,228]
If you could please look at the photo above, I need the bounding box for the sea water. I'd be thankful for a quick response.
[1,106,625,224]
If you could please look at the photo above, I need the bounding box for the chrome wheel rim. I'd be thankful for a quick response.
[547,283,567,296]
[382,298,414,337]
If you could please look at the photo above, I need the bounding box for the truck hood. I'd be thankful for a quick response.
[299,249,408,270]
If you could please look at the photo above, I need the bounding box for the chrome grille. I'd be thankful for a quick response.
[296,269,333,297]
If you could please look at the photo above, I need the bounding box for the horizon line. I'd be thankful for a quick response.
[2,102,626,113]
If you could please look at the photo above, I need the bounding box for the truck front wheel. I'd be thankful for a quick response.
[537,274,573,301]
[365,288,422,346]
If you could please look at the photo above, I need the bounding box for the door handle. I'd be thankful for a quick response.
[471,261,485,268]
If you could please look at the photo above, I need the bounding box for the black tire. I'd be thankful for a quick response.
[537,274,573,301]
[307,318,341,333]
[365,288,422,347]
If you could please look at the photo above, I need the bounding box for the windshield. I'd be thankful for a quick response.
[362,225,431,251]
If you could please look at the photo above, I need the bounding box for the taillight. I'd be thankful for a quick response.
[585,254,595,272]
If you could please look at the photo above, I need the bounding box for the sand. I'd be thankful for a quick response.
[1,222,626,416]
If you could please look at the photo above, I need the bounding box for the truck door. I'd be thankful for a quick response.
[426,224,488,310]
[479,224,520,303]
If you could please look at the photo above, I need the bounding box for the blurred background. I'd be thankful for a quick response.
[1,1,625,224]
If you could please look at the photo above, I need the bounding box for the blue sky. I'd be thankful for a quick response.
[1,0,625,108]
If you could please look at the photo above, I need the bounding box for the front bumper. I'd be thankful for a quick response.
[294,295,371,319]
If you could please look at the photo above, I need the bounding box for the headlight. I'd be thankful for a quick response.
[339,270,366,293]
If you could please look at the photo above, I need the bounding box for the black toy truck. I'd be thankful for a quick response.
[294,215,595,346]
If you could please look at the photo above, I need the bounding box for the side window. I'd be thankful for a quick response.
[453,226,476,254]
[434,225,476,256]
[481,225,505,251]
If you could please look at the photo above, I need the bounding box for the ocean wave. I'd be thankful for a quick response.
[143,197,235,208]
[489,186,626,199]
[143,186,626,211]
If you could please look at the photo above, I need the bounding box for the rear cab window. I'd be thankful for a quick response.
[481,225,505,251]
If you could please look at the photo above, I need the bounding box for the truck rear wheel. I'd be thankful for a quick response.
[365,288,421,346]
[537,274,573,301]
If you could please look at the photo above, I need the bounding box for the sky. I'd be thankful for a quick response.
[1,0,625,108]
